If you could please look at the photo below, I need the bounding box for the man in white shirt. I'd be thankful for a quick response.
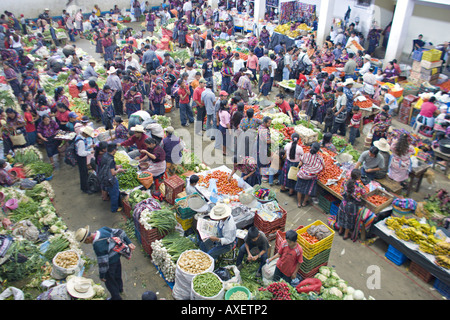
[198,204,236,260]
[334,28,345,46]
[346,31,360,48]
[76,126,95,194]
[124,53,140,71]
[232,52,245,75]
[358,54,372,75]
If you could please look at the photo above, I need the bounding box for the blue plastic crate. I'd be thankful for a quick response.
[385,245,408,266]
[434,278,450,299]
[329,200,340,216]
[412,50,423,61]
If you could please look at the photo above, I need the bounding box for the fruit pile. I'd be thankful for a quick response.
[300,232,319,244]
[259,282,292,300]
[354,99,373,109]
[366,194,390,206]
[198,170,243,196]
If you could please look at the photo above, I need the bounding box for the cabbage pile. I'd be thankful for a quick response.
[314,266,374,300]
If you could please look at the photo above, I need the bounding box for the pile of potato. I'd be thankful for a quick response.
[177,250,212,274]
[54,250,79,269]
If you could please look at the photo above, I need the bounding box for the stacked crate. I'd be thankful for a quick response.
[295,221,335,278]
[398,95,419,125]
[409,49,442,85]
[318,190,339,214]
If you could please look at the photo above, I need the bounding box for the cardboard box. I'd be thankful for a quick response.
[420,73,439,81]
[412,60,422,72]
[420,60,442,69]
[420,67,439,76]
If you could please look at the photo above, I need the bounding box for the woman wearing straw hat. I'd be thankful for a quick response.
[198,203,236,260]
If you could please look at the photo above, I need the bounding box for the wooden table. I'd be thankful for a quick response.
[317,181,343,201]
[432,147,450,176]
[406,162,431,197]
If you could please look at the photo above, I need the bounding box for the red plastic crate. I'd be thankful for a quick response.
[164,175,185,205]
[275,225,304,254]
[139,223,167,247]
[409,261,435,284]
[122,199,132,219]
[254,207,287,240]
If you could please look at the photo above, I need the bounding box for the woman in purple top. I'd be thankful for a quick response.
[146,12,156,37]
[382,61,399,84]
[37,115,60,166]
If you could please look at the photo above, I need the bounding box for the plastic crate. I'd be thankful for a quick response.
[254,206,287,240]
[139,223,168,248]
[164,175,185,205]
[409,261,434,283]
[174,196,196,219]
[275,225,304,253]
[329,200,340,216]
[421,49,442,62]
[412,50,423,61]
[121,199,132,219]
[296,220,335,260]
[298,262,328,279]
[299,248,331,273]
[318,191,338,214]
[175,213,194,231]
[433,278,450,299]
[385,245,408,266]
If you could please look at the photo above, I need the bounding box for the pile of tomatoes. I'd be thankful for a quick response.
[354,99,373,109]
[300,232,319,244]
[198,170,243,196]
[244,104,262,119]
[281,126,296,139]
[366,194,390,206]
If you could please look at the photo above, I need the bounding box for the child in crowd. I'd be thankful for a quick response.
[323,108,334,133]
[348,105,362,145]
[21,104,37,146]
[186,174,199,195]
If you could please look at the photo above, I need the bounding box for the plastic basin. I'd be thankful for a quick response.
[225,286,251,300]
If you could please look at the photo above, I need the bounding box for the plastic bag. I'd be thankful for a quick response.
[214,267,231,281]
[0,287,25,300]
[237,177,246,188]
[262,258,278,282]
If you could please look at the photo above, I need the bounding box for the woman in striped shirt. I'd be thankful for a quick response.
[295,142,324,208]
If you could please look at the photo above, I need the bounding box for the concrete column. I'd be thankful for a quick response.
[383,0,415,66]
[316,0,336,48]
[253,0,266,24]
[208,0,218,10]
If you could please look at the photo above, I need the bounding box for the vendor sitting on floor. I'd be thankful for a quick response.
[118,124,149,159]
[354,146,385,182]
[236,226,269,278]
[186,174,200,196]
[0,159,19,187]
[199,203,236,261]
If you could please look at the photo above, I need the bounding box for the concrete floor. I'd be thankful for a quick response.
[48,22,448,300]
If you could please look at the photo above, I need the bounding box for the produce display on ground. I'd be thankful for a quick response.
[197,170,243,196]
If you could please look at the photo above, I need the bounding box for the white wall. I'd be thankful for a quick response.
[404,2,450,55]
[0,0,162,19]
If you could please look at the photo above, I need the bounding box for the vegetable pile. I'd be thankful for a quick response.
[424,189,450,217]
[192,272,223,298]
[139,208,177,235]
[198,170,243,196]
[117,164,140,190]
[366,194,390,206]
[177,250,212,274]
[53,250,79,269]
[127,190,151,209]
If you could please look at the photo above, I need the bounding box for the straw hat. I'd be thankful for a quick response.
[89,59,96,64]
[209,203,232,220]
[364,54,371,60]
[75,225,90,243]
[342,78,354,86]
[66,277,95,299]
[165,126,174,134]
[374,138,391,152]
[81,126,95,138]
[133,124,145,133]
[107,66,118,74]
[124,53,132,59]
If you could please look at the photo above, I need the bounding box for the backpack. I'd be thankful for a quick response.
[87,171,100,193]
[98,155,115,188]
[64,136,83,167]
[293,54,312,78]
[276,57,284,73]
[171,81,180,98]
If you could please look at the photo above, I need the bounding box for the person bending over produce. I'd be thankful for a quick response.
[354,146,385,182]
[75,225,135,300]
[267,230,303,285]
[0,159,19,186]
[138,137,166,178]
[199,203,236,261]
[118,124,149,159]
[236,226,269,277]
